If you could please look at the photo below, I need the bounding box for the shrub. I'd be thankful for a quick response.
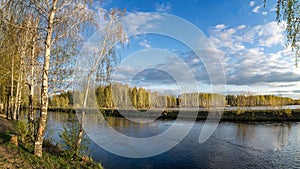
[59,114,90,160]
[284,108,292,117]
[13,120,29,143]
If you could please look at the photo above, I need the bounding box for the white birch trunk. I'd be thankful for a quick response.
[34,0,57,157]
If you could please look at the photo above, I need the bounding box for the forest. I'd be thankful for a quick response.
[0,0,126,159]
[49,83,300,109]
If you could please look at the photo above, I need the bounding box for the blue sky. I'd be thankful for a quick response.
[90,0,300,99]
[103,0,277,32]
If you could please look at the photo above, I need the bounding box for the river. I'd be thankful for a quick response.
[21,111,300,169]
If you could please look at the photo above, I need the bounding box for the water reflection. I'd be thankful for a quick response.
[235,123,292,151]
[18,111,300,168]
[272,123,291,151]
[237,123,256,142]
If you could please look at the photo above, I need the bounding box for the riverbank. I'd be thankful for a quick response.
[0,116,103,169]
[24,107,300,122]
[159,109,300,122]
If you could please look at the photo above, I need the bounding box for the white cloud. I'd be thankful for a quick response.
[257,21,285,47]
[209,21,300,97]
[236,25,247,30]
[251,4,268,16]
[155,3,172,13]
[139,40,152,48]
[211,22,285,49]
[252,5,261,13]
[249,1,255,7]
[270,7,277,12]
[116,12,299,97]
[123,12,162,35]
[215,24,227,30]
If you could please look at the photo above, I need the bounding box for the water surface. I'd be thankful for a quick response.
[27,111,300,168]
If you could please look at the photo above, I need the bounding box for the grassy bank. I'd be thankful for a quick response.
[83,108,300,122]
[44,107,300,121]
[159,109,300,122]
[0,117,103,169]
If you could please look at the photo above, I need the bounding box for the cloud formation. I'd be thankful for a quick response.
[252,5,261,13]
[123,12,162,35]
[139,39,152,48]
[155,3,172,13]
[250,3,268,16]
[116,11,300,98]
[209,21,300,96]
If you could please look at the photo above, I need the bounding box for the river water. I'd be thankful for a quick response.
[24,111,300,169]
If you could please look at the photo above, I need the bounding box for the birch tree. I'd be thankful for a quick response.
[265,0,300,65]
[75,9,126,156]
[1,1,40,129]
[28,0,95,157]
[0,1,26,120]
[276,0,300,65]
[25,15,40,135]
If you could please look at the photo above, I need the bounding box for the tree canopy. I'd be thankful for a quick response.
[266,0,300,65]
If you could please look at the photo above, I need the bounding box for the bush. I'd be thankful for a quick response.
[13,120,29,143]
[59,114,90,160]
[284,108,292,117]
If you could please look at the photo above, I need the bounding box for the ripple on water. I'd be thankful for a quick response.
[32,111,300,169]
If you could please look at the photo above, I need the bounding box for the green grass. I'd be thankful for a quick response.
[0,119,104,169]
[157,109,300,121]
[0,133,11,144]
[3,140,104,169]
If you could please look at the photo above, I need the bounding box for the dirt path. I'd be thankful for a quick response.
[0,143,31,169]
[0,115,32,169]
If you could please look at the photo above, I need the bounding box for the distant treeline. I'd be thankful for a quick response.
[49,83,300,109]
[226,94,297,107]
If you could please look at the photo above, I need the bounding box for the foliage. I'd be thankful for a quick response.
[276,0,300,64]
[284,108,292,117]
[59,114,90,160]
[49,94,70,108]
[226,94,295,107]
[53,83,299,110]
[12,120,30,144]
[3,139,103,169]
[95,84,296,109]
[265,0,300,65]
[0,117,102,168]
